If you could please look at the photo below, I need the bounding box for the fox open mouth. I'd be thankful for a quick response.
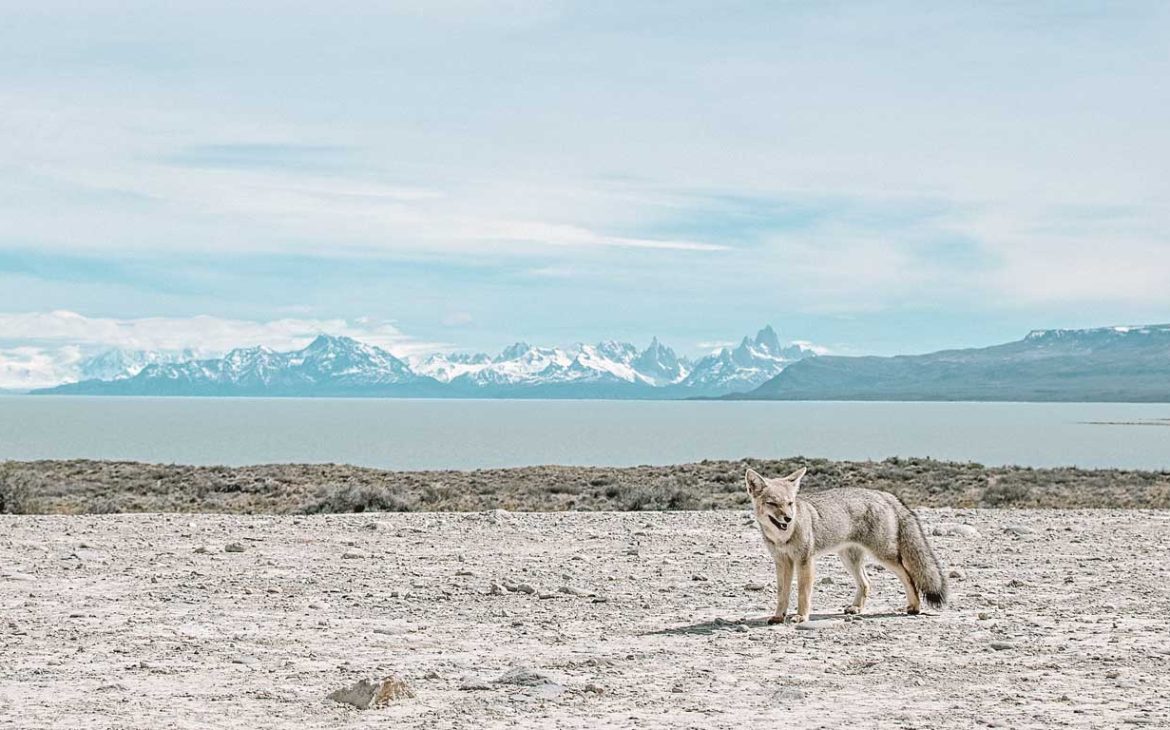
[768,515,790,531]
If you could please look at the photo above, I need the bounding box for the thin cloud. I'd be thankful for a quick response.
[0,311,440,357]
[475,220,728,252]
[164,143,358,173]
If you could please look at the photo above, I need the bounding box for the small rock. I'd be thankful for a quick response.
[495,666,554,687]
[487,582,508,596]
[193,546,210,555]
[949,569,966,579]
[341,551,368,560]
[772,688,806,702]
[990,641,1016,651]
[745,582,766,592]
[557,585,594,598]
[224,543,245,553]
[932,523,980,538]
[819,577,834,585]
[327,676,415,709]
[538,592,558,600]
[510,583,536,595]
[1004,525,1036,537]
[584,683,604,694]
[691,574,709,582]
[795,619,842,631]
[459,677,493,691]
[978,612,992,620]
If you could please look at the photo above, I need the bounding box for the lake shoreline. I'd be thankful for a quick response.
[3,456,1168,514]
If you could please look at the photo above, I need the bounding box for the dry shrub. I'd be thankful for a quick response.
[0,465,36,514]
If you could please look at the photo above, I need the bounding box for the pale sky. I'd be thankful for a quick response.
[2,1,1168,365]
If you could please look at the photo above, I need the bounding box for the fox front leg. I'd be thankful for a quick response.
[792,560,814,623]
[768,557,793,624]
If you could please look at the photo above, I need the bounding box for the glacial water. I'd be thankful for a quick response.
[0,396,1168,470]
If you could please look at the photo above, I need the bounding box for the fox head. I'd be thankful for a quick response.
[746,467,806,537]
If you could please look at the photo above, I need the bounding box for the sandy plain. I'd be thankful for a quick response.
[2,508,1168,729]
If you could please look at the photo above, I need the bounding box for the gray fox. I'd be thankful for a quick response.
[746,467,948,624]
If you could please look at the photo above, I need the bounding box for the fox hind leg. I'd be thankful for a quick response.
[838,547,869,615]
[879,558,921,614]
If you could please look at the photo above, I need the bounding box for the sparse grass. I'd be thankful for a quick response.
[0,463,37,514]
[2,457,1168,514]
[299,483,417,514]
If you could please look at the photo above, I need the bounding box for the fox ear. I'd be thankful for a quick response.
[745,468,768,498]
[785,466,807,491]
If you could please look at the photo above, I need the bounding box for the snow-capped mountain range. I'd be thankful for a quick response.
[34,325,816,398]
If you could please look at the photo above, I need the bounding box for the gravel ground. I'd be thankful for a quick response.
[2,509,1169,729]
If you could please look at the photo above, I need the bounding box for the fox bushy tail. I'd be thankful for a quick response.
[898,510,948,609]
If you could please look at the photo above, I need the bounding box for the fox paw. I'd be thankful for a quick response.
[905,606,921,615]
[767,614,787,625]
[843,606,861,615]
[790,614,809,624]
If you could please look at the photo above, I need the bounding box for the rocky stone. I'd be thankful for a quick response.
[557,585,594,597]
[224,543,245,553]
[1004,525,1037,537]
[772,688,806,701]
[495,666,555,687]
[795,619,843,631]
[932,523,980,538]
[327,676,415,709]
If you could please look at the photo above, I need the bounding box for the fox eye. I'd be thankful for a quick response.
[765,501,779,507]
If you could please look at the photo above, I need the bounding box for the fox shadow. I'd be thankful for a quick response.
[647,611,931,636]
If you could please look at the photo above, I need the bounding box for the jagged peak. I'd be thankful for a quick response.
[496,342,533,361]
[305,333,362,350]
[754,324,782,352]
